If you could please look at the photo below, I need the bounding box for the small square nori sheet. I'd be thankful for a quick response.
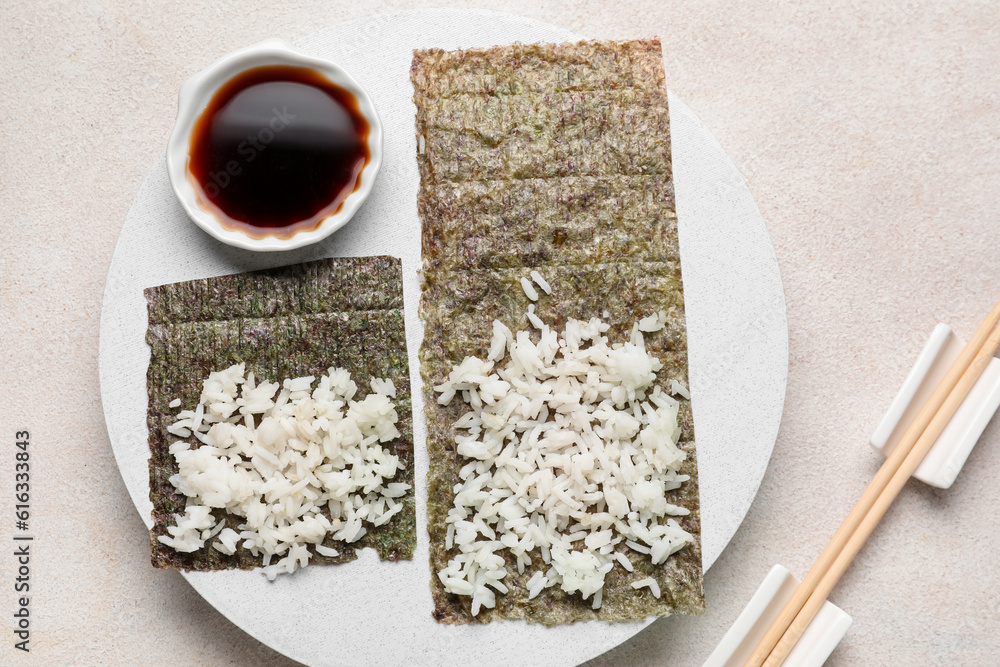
[145,256,415,570]
[413,39,704,624]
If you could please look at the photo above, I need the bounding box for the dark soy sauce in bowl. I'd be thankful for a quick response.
[187,65,371,239]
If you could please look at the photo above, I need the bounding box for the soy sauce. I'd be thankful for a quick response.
[188,65,370,239]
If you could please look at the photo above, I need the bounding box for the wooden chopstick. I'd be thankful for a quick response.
[761,317,1000,666]
[745,298,1000,667]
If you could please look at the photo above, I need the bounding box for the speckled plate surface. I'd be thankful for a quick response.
[99,8,787,667]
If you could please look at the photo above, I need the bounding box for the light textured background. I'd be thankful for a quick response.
[1,1,998,665]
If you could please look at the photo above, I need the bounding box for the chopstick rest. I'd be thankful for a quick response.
[703,565,851,667]
[706,319,1000,667]
[870,323,1000,489]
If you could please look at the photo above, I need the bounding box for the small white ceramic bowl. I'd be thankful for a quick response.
[166,39,383,252]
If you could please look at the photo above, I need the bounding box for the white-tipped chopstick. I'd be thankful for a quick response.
[745,298,1000,667]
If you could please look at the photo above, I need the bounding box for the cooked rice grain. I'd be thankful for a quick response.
[158,364,411,580]
[434,310,693,613]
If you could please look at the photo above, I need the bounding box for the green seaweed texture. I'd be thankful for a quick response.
[145,256,415,571]
[413,40,704,624]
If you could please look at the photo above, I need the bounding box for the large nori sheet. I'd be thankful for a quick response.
[413,39,704,624]
[146,256,415,570]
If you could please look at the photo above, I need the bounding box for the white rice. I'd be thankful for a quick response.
[519,276,539,301]
[670,379,691,400]
[529,270,552,295]
[315,544,340,558]
[526,304,544,330]
[614,551,634,572]
[630,577,661,598]
[433,308,693,613]
[638,310,668,332]
[157,364,411,580]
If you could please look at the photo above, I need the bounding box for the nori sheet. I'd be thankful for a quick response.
[145,256,415,570]
[413,39,704,624]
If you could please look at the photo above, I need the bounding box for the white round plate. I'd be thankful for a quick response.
[99,8,787,667]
